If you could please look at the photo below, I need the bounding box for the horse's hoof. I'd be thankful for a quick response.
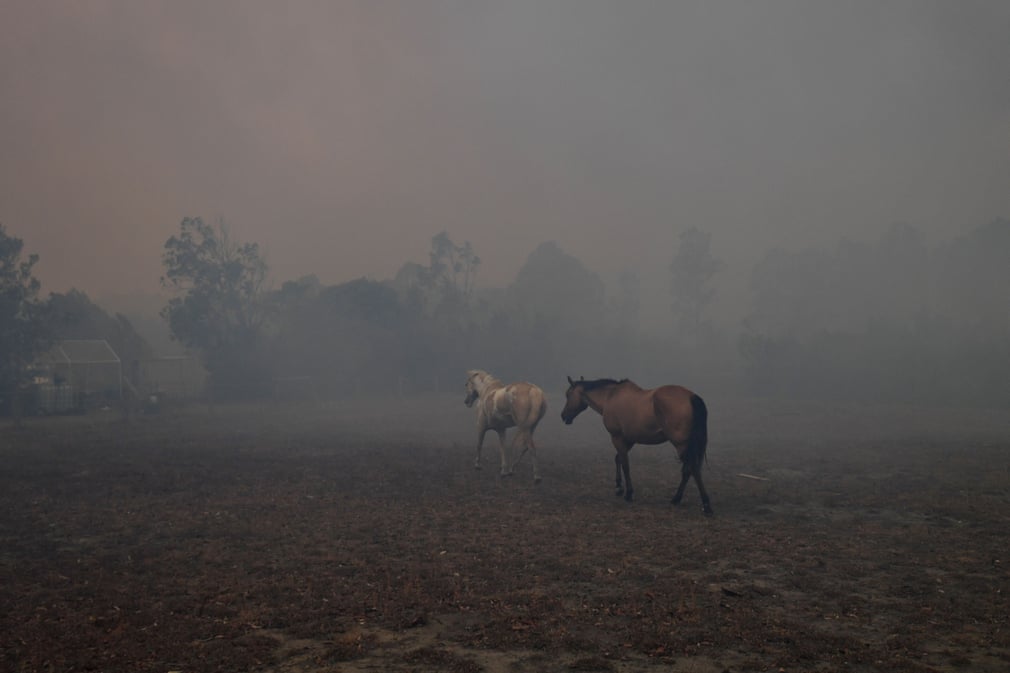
[703,506,714,516]
[534,476,542,484]
[615,489,624,497]
[671,497,682,506]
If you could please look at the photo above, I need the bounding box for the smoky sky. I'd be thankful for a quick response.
[2,0,1009,315]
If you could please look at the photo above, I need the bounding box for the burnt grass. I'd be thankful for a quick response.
[2,394,1009,672]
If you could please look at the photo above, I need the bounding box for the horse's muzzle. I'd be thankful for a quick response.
[561,414,572,425]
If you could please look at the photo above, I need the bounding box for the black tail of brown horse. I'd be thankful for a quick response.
[685,394,708,471]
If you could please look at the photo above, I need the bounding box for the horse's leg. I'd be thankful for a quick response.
[529,432,541,483]
[611,436,633,502]
[515,429,541,483]
[620,451,634,502]
[496,429,513,477]
[511,429,528,467]
[474,426,488,470]
[692,463,714,516]
[511,428,541,482]
[671,460,691,505]
[671,445,714,515]
[613,452,624,496]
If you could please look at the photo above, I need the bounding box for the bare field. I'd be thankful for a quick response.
[2,394,1009,672]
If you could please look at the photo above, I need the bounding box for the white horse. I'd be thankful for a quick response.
[464,369,548,482]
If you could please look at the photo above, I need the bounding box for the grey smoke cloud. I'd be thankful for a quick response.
[2,1,1008,319]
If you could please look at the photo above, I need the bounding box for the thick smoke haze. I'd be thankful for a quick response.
[2,1,1009,326]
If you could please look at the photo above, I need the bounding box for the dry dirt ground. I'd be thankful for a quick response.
[2,393,1009,673]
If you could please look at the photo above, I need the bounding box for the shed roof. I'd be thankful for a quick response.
[38,339,121,364]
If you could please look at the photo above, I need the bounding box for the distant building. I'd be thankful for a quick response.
[32,339,122,412]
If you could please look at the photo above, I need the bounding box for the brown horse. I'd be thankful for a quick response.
[560,376,712,515]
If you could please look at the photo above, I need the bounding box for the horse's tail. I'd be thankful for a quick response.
[685,394,708,470]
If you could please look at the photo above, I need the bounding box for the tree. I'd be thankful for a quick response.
[670,227,723,339]
[385,232,483,381]
[740,221,1010,405]
[510,241,605,321]
[265,277,409,396]
[745,223,932,339]
[391,232,481,318]
[0,224,44,406]
[505,241,607,378]
[934,218,1010,331]
[428,231,480,305]
[160,217,269,396]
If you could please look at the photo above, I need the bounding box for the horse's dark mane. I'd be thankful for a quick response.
[577,377,630,391]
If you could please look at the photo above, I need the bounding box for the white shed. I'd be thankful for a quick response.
[35,339,122,404]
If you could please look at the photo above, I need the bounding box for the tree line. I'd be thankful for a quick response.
[2,216,1008,410]
[740,220,1010,404]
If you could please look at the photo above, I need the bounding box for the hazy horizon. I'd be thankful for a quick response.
[3,1,1009,324]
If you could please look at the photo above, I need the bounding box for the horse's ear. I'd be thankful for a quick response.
[567,376,574,385]
[580,376,584,381]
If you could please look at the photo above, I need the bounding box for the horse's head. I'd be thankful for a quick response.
[560,375,588,424]
[463,370,481,407]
